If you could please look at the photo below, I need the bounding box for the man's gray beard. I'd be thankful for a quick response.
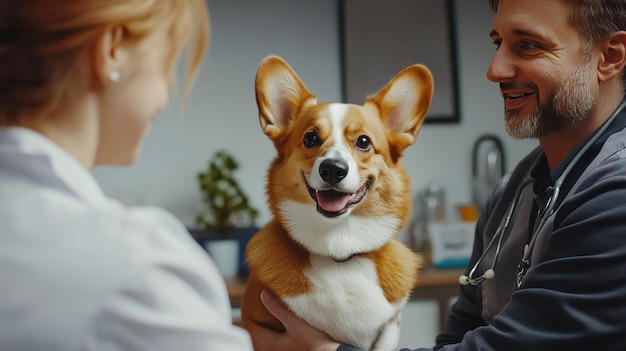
[505,58,595,139]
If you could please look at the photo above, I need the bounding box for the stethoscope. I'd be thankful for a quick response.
[459,100,626,288]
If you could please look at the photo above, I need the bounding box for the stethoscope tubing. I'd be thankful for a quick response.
[462,177,533,286]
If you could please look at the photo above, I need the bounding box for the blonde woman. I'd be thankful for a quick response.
[0,1,252,350]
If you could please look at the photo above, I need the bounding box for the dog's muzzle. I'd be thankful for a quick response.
[303,160,372,218]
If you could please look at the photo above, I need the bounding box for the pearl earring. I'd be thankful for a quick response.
[108,71,120,82]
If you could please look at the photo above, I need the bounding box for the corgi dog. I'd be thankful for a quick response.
[241,55,433,351]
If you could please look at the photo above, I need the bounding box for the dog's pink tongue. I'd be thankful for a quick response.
[316,190,350,213]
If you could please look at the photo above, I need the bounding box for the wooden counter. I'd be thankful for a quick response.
[226,266,464,331]
[409,266,464,331]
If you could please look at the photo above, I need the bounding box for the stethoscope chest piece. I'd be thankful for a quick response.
[516,244,530,288]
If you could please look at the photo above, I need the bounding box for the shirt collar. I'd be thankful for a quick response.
[0,127,107,205]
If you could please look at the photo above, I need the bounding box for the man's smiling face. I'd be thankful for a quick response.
[486,0,596,139]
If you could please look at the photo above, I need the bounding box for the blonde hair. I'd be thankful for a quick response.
[0,0,210,124]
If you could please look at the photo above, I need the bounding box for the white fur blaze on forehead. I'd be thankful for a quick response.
[329,103,349,121]
[328,103,349,147]
[321,103,351,160]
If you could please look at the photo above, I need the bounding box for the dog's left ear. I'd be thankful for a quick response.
[255,55,318,141]
[365,64,433,153]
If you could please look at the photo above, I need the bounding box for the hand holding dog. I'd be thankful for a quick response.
[250,290,342,351]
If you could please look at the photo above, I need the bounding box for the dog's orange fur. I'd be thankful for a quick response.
[241,55,433,349]
[242,221,312,331]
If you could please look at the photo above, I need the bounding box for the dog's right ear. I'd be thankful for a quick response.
[255,55,317,140]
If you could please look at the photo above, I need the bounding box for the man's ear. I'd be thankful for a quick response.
[91,26,125,87]
[598,31,626,83]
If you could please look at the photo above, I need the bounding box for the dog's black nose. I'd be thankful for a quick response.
[319,159,348,185]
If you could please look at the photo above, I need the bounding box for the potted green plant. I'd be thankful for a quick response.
[195,150,259,277]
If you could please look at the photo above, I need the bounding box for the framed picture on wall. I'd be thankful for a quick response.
[340,0,460,123]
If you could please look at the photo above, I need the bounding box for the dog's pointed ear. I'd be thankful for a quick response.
[365,64,433,153]
[255,56,317,140]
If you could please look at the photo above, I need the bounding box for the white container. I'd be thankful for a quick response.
[427,222,476,269]
[205,239,240,278]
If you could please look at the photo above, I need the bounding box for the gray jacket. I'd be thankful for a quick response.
[434,102,626,350]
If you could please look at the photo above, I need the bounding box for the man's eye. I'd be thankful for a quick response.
[519,41,539,51]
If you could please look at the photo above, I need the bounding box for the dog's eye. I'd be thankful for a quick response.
[355,135,371,151]
[303,131,321,148]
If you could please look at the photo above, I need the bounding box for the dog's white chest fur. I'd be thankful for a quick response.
[283,255,405,351]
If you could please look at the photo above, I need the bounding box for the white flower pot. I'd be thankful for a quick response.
[205,239,240,278]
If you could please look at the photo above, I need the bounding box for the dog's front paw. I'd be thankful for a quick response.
[370,313,401,351]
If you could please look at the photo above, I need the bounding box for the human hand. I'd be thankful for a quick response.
[248,289,342,351]
[392,312,401,326]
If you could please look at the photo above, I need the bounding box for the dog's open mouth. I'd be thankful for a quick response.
[304,175,372,218]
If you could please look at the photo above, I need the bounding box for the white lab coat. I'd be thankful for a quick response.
[0,127,253,351]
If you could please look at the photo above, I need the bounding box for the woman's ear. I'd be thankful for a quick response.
[91,26,126,87]
[598,31,626,83]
